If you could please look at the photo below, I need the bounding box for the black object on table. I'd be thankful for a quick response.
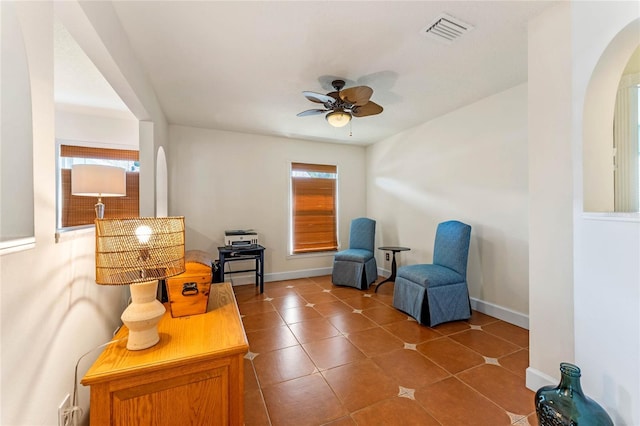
[376,246,410,293]
[217,245,265,293]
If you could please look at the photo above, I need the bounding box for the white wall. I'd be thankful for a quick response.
[55,108,139,231]
[366,84,529,326]
[0,4,124,425]
[0,2,170,424]
[55,109,138,149]
[2,2,636,425]
[55,0,169,217]
[528,2,640,424]
[526,0,575,391]
[575,215,639,424]
[582,7,640,212]
[169,125,367,282]
[572,2,640,424]
[1,1,34,243]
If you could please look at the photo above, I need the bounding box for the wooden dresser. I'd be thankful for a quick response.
[82,282,248,426]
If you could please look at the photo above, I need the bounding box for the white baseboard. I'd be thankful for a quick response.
[376,266,528,330]
[229,269,529,331]
[228,267,333,286]
[526,366,557,392]
[232,267,392,286]
[470,297,529,330]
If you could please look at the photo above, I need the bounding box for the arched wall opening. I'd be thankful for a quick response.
[583,18,640,213]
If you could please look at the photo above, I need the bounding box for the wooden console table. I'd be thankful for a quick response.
[82,282,248,425]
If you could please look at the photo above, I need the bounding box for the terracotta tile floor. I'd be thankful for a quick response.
[234,276,538,426]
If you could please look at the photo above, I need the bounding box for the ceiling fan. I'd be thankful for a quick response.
[297,79,383,128]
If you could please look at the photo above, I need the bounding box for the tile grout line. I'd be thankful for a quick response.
[236,279,534,425]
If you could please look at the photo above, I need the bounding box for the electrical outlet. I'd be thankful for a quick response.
[58,394,70,426]
[385,253,390,261]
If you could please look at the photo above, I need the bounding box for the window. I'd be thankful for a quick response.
[58,144,140,228]
[290,162,338,254]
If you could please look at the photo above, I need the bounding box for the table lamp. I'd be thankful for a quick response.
[95,216,185,350]
[71,164,126,218]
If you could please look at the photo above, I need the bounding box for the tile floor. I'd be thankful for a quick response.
[234,275,538,426]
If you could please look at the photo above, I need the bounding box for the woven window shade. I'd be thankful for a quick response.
[291,163,338,254]
[95,216,185,285]
[59,145,140,227]
[61,169,139,227]
[291,162,336,174]
[60,145,139,161]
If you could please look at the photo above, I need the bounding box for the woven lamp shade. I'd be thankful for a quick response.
[95,216,186,285]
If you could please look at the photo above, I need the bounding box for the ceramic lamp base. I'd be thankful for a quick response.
[121,280,166,350]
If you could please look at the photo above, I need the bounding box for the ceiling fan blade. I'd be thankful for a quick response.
[303,91,336,105]
[352,101,383,117]
[339,86,373,106]
[297,109,328,117]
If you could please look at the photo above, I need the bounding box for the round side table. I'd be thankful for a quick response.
[376,246,410,293]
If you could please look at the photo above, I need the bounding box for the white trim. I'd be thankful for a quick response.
[285,251,335,260]
[256,264,531,330]
[583,212,640,222]
[377,267,390,279]
[526,366,557,392]
[470,297,529,330]
[232,264,530,332]
[375,267,529,328]
[0,237,36,255]
[55,137,136,152]
[229,267,333,286]
[619,72,640,89]
[287,160,340,256]
[54,226,94,243]
[55,138,141,229]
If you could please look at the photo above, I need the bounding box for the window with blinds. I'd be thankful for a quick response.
[58,145,140,228]
[291,162,338,254]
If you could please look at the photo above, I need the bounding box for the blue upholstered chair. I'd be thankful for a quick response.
[393,220,472,326]
[331,218,377,290]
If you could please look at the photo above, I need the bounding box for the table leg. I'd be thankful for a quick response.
[259,251,264,293]
[219,253,226,283]
[254,257,258,289]
[375,251,398,293]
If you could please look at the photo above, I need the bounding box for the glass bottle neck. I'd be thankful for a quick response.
[559,362,584,395]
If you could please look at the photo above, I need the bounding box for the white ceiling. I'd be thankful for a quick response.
[55,1,556,145]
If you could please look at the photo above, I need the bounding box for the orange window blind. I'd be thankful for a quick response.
[291,162,338,254]
[60,145,140,228]
[60,145,139,161]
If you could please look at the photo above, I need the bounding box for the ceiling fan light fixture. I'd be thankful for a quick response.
[326,110,352,128]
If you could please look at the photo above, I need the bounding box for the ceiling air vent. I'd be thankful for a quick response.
[421,13,474,44]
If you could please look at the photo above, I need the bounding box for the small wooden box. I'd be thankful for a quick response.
[166,251,213,318]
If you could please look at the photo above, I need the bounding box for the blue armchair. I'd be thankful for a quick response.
[392,220,472,326]
[331,217,377,290]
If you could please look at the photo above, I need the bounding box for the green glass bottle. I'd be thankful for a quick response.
[535,363,614,426]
